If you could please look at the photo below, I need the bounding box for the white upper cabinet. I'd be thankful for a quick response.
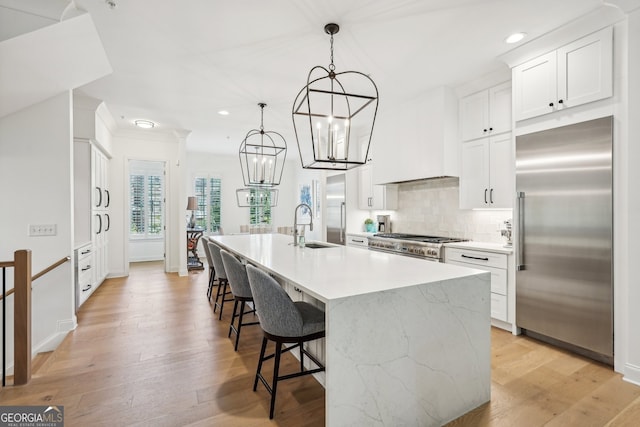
[358,164,398,210]
[513,26,612,121]
[459,81,512,209]
[459,132,512,209]
[460,81,511,141]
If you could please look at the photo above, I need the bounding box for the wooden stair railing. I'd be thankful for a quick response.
[1,251,70,387]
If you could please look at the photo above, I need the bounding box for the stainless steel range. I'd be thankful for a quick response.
[368,233,468,262]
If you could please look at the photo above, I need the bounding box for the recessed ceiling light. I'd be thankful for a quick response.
[505,32,526,44]
[134,119,155,129]
[218,110,230,116]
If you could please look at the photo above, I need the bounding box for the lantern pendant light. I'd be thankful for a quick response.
[239,103,287,187]
[292,23,379,170]
[235,188,279,207]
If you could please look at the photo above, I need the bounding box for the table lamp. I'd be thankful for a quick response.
[186,196,197,228]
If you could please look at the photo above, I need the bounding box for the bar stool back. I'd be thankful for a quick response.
[245,264,325,419]
[207,241,233,320]
[220,250,259,351]
[201,237,216,301]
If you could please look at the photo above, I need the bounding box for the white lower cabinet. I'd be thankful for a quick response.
[445,246,517,333]
[75,243,94,309]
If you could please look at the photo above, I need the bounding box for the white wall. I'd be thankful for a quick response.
[108,131,181,277]
[0,91,75,369]
[623,7,640,386]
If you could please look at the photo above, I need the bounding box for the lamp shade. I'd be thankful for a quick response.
[292,23,379,171]
[186,196,197,210]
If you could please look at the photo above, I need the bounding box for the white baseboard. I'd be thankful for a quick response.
[623,362,640,386]
[34,318,77,353]
[6,317,77,375]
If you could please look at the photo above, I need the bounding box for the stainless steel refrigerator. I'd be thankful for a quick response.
[515,116,613,364]
[326,174,346,245]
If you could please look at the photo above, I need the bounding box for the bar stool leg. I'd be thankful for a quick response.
[270,342,283,419]
[234,301,246,351]
[228,300,239,338]
[254,337,268,392]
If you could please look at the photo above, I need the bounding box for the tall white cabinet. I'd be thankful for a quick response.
[459,81,513,209]
[92,146,110,287]
[73,95,114,310]
[74,139,110,309]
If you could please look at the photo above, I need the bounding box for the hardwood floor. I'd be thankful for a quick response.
[1,261,639,426]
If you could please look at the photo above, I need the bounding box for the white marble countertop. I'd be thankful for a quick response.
[445,241,514,254]
[211,233,486,303]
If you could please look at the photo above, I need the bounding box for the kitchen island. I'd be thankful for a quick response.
[211,233,491,426]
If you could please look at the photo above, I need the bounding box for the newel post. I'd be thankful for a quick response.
[13,249,31,385]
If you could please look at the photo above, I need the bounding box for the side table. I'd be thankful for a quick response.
[187,227,205,270]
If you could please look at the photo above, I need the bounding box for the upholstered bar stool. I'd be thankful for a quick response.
[201,236,216,301]
[245,265,325,419]
[207,241,233,320]
[220,250,260,351]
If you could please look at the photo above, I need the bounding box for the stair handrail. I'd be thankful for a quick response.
[0,255,70,301]
[2,251,69,388]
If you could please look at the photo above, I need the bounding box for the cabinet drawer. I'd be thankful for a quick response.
[445,260,506,295]
[491,293,507,322]
[346,234,369,248]
[445,248,507,269]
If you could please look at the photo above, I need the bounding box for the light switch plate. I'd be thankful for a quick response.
[29,224,57,236]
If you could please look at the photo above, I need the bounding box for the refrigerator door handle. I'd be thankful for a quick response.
[340,202,345,243]
[517,191,525,270]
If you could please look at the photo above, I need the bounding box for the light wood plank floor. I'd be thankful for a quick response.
[1,262,639,426]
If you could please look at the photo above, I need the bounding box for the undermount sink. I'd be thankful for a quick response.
[303,242,333,249]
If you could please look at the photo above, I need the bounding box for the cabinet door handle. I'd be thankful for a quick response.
[558,99,564,104]
[105,214,110,231]
[483,128,488,132]
[548,102,554,107]
[105,190,110,207]
[96,214,102,234]
[81,249,91,255]
[81,265,92,272]
[95,187,102,207]
[82,284,92,292]
[461,254,490,261]
[489,127,493,131]
[490,188,494,204]
[484,189,488,204]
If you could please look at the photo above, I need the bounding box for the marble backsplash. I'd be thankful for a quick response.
[389,177,512,244]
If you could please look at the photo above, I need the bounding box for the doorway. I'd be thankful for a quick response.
[128,160,167,270]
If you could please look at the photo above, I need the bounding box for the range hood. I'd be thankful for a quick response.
[371,86,459,185]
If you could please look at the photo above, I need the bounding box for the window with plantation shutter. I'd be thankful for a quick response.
[130,161,165,239]
[194,176,222,232]
[249,188,272,225]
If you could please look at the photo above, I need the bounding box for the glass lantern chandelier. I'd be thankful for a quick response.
[292,23,379,170]
[235,188,279,207]
[239,103,287,187]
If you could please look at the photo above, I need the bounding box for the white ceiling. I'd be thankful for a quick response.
[49,1,611,153]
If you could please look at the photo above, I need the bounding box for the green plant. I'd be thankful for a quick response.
[364,218,374,225]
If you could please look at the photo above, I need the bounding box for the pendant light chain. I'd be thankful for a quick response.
[329,33,335,71]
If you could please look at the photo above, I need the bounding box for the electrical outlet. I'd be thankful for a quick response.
[29,224,57,236]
